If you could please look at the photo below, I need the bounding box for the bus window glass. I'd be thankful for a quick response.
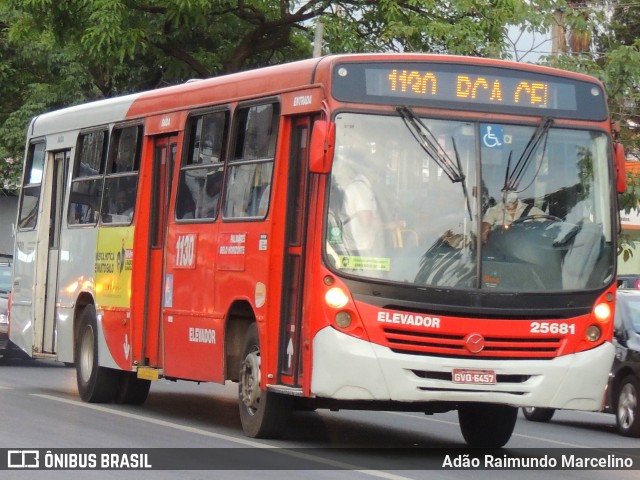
[225,162,274,218]
[108,126,140,173]
[177,111,228,221]
[199,114,226,164]
[102,176,137,223]
[68,179,102,225]
[101,125,142,225]
[77,131,106,177]
[327,113,477,284]
[18,185,41,230]
[26,142,45,184]
[225,103,278,219]
[68,130,108,226]
[325,113,613,292]
[18,142,46,230]
[177,167,224,220]
[479,127,613,290]
[234,104,277,161]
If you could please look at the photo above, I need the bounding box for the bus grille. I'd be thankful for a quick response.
[383,328,562,359]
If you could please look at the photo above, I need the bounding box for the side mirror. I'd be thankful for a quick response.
[309,120,336,174]
[614,142,626,194]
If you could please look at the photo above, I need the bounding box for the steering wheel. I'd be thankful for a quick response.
[511,214,563,225]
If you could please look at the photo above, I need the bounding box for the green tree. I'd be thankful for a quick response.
[0,0,555,188]
[540,1,640,259]
[540,2,640,154]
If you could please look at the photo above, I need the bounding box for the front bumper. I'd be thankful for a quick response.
[311,326,614,411]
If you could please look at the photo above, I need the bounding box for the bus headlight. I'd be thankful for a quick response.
[593,302,611,322]
[325,287,349,309]
[586,324,602,342]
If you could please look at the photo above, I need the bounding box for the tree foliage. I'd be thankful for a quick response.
[0,0,547,188]
[4,0,640,261]
[537,1,640,218]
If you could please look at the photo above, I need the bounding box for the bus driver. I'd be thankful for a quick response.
[481,190,545,243]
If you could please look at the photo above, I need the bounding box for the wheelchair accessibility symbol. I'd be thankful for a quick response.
[481,124,504,148]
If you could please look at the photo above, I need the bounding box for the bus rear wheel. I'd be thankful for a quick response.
[75,305,119,403]
[114,371,151,405]
[238,323,291,438]
[458,403,517,447]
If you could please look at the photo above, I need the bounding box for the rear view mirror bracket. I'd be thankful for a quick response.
[309,119,336,174]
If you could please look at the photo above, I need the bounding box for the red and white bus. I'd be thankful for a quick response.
[9,53,627,447]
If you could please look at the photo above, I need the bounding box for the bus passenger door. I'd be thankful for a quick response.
[278,117,313,386]
[38,150,69,354]
[143,135,177,366]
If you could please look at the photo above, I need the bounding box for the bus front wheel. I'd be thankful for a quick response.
[75,305,119,403]
[458,403,518,447]
[238,323,291,438]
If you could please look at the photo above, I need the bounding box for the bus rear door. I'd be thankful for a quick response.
[137,134,177,368]
[38,150,70,355]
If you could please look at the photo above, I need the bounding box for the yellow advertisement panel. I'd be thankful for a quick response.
[96,226,134,308]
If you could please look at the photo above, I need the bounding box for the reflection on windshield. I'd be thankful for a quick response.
[397,106,472,220]
[325,112,614,292]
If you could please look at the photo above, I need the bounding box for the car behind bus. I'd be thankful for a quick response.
[523,289,640,437]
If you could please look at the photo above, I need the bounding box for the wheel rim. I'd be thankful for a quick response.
[239,347,261,415]
[523,407,535,415]
[79,325,94,384]
[618,383,637,430]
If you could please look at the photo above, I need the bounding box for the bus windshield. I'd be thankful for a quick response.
[325,112,614,292]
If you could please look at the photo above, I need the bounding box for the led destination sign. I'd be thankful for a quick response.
[332,62,607,121]
[387,69,551,108]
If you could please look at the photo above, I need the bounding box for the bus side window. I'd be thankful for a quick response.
[176,110,228,221]
[68,130,107,226]
[224,103,278,219]
[101,125,142,225]
[68,180,103,225]
[17,142,46,230]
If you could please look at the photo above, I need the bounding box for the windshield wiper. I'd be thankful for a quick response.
[504,117,553,192]
[397,106,464,182]
[397,106,472,220]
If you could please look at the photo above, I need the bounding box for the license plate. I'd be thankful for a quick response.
[452,369,496,385]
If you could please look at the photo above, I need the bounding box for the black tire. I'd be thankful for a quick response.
[615,375,640,437]
[238,323,292,438]
[75,305,119,403]
[458,403,518,447]
[522,406,556,422]
[114,371,151,405]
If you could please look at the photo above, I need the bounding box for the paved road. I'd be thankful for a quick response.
[0,356,637,479]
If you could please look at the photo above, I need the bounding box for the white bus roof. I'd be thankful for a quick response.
[28,92,141,139]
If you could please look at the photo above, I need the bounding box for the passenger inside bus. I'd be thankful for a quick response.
[114,190,134,218]
[200,171,223,218]
[340,147,404,255]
